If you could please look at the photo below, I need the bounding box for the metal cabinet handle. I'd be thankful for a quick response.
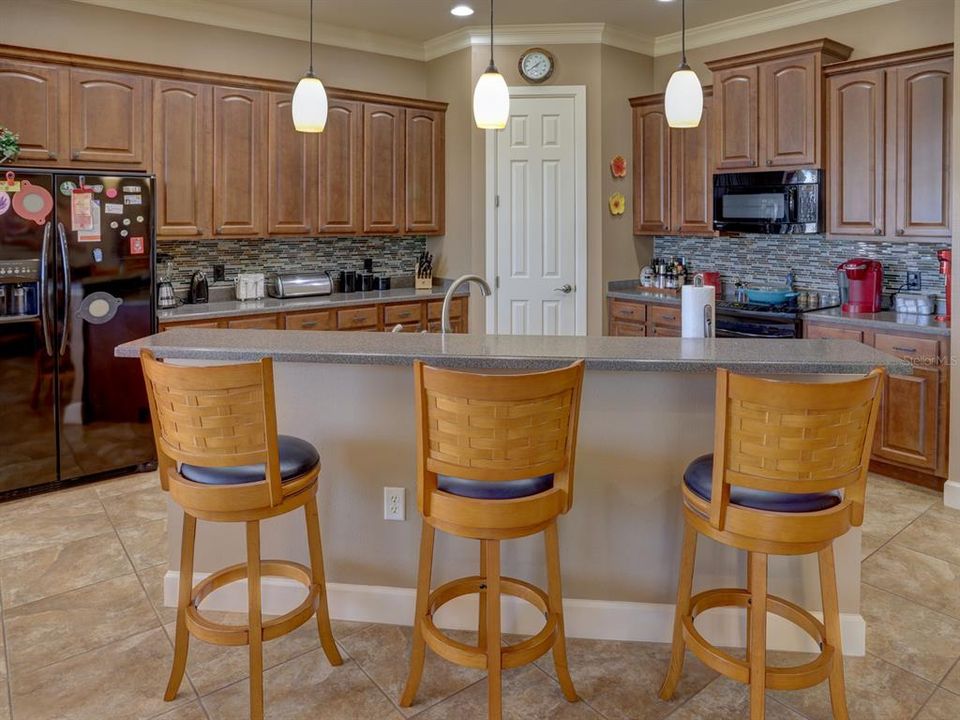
[71,151,79,160]
[874,227,883,235]
[766,159,773,166]
[398,312,412,319]
[896,228,905,236]
[554,284,573,294]
[301,321,318,328]
[892,346,918,354]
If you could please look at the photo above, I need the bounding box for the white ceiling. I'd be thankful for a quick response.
[68,0,902,60]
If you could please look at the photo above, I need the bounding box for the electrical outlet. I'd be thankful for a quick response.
[384,487,406,521]
[906,271,922,291]
[213,264,225,282]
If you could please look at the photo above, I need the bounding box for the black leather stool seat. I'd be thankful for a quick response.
[683,454,841,513]
[180,435,319,486]
[437,474,554,500]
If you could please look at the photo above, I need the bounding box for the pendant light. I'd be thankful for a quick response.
[473,0,509,129]
[292,0,328,133]
[664,0,703,128]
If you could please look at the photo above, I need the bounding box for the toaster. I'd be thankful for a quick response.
[266,271,333,298]
[235,273,266,301]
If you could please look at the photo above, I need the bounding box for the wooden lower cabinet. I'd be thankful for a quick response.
[610,320,646,337]
[805,320,949,485]
[606,298,678,337]
[227,315,280,329]
[285,310,335,331]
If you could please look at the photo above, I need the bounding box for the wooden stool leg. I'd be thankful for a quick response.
[246,521,264,720]
[400,521,436,708]
[659,520,698,700]
[304,495,343,666]
[545,520,578,702]
[484,539,503,720]
[819,544,849,720]
[748,552,768,720]
[164,512,196,701]
[745,551,753,659]
[479,541,488,651]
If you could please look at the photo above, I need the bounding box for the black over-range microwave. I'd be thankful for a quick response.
[713,169,823,234]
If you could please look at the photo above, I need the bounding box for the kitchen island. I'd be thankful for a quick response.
[116,330,909,655]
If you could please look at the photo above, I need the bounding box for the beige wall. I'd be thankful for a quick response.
[0,0,426,97]
[654,0,954,90]
[949,0,960,509]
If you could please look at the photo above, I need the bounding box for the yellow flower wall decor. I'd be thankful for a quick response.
[608,191,625,216]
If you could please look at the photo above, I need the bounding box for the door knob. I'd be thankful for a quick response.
[554,284,573,294]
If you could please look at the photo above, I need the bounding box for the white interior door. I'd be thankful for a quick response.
[492,92,583,335]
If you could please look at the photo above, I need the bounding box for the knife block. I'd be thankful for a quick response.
[415,274,433,290]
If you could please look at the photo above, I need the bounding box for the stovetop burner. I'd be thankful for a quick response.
[717,299,840,316]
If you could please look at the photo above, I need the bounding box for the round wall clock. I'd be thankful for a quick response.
[518,48,555,84]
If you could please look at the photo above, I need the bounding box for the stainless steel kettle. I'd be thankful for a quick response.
[157,281,178,309]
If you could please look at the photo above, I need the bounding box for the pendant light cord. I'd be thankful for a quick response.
[681,0,686,64]
[308,0,315,76]
[489,0,495,67]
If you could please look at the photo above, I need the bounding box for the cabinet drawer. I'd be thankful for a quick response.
[649,305,681,328]
[285,310,335,331]
[161,320,222,330]
[337,305,379,329]
[874,333,940,364]
[227,315,280,329]
[610,320,646,337]
[427,298,463,320]
[609,300,646,322]
[651,324,681,337]
[804,323,864,342]
[384,302,423,325]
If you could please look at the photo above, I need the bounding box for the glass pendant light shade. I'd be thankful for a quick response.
[473,64,509,129]
[292,74,328,132]
[665,65,703,128]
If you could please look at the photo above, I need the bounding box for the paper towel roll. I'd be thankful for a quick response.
[681,284,716,338]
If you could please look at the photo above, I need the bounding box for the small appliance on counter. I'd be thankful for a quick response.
[415,251,433,290]
[234,272,266,301]
[156,258,178,309]
[938,248,951,320]
[837,259,883,313]
[894,293,936,315]
[188,270,209,304]
[266,271,332,298]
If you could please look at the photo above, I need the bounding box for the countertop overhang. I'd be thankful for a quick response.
[116,329,912,374]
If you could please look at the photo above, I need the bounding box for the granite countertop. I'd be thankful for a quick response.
[158,282,467,323]
[805,307,951,337]
[117,329,910,375]
[607,286,682,305]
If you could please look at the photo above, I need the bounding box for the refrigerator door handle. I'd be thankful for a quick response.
[39,221,54,356]
[57,222,71,356]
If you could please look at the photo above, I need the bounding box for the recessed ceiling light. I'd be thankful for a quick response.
[451,5,474,16]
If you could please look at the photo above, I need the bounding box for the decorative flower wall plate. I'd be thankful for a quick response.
[608,192,625,216]
[610,155,627,178]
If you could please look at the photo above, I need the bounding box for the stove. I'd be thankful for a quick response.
[715,299,839,338]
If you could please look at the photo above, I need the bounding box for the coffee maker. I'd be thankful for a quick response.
[837,259,883,313]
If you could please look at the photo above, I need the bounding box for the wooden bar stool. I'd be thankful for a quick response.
[139,350,342,720]
[400,360,585,720]
[659,367,884,720]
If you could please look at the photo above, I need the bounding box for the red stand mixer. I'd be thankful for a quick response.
[938,248,951,321]
[837,259,884,313]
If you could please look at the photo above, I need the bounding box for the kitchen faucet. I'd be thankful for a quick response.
[442,274,491,333]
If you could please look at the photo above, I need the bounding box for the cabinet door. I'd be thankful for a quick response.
[69,69,148,166]
[827,70,886,236]
[405,108,444,235]
[212,86,266,236]
[632,103,671,235]
[267,92,316,235]
[760,54,817,168]
[363,103,405,234]
[153,80,212,238]
[803,323,864,342]
[609,320,646,337]
[227,315,280,329]
[892,57,952,238]
[874,366,941,471]
[0,59,66,164]
[318,99,362,234]
[713,66,759,170]
[672,93,713,235]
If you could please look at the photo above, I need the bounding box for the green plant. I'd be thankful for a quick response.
[0,127,20,163]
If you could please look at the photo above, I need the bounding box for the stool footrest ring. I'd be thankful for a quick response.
[680,588,835,691]
[186,560,318,646]
[419,575,558,671]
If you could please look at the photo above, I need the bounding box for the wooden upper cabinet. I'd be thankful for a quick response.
[0,59,66,164]
[827,70,886,236]
[404,108,444,235]
[212,86,265,236]
[318,99,362,234]
[632,101,671,235]
[760,53,817,167]
[267,92,316,235]
[153,79,212,238]
[712,66,759,170]
[69,68,148,166]
[363,103,405,234]
[892,57,952,238]
[672,91,714,235]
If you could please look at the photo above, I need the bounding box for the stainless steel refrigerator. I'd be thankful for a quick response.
[0,168,156,499]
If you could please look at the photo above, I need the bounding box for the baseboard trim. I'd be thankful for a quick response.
[164,571,866,656]
[944,480,960,510]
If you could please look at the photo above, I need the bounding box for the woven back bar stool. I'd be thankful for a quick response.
[140,349,342,720]
[400,360,585,720]
[659,367,884,720]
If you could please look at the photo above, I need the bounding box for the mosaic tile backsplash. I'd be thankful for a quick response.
[653,235,947,298]
[157,236,428,287]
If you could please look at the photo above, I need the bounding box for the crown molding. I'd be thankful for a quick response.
[654,0,903,56]
[67,0,426,61]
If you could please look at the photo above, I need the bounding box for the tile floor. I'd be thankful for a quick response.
[0,471,957,719]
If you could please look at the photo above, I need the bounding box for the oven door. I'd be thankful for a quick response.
[715,314,800,339]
